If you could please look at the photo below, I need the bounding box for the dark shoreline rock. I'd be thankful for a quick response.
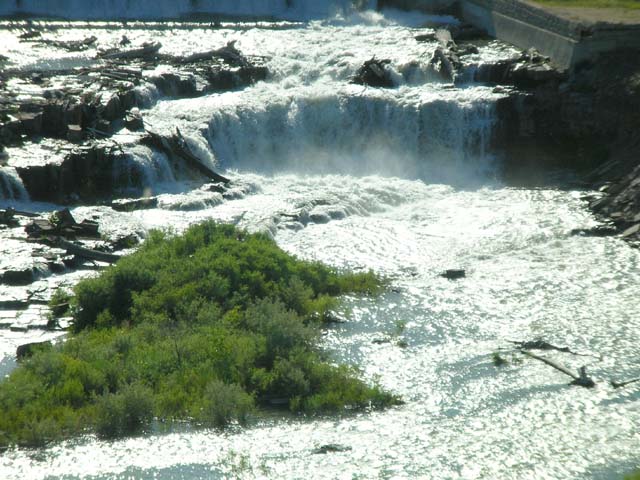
[16,340,52,360]
[489,49,640,192]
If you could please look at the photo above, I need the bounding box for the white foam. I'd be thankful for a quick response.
[0,0,376,21]
[0,167,29,201]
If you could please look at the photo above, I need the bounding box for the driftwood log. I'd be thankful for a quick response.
[509,339,587,356]
[0,208,39,225]
[25,208,100,240]
[36,36,97,52]
[55,238,120,264]
[611,377,640,389]
[99,41,162,60]
[521,350,596,388]
[178,41,250,67]
[142,128,230,184]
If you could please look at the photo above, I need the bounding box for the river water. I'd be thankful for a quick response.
[1,5,639,480]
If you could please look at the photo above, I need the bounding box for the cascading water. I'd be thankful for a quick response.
[1,8,639,480]
[0,0,376,21]
[0,167,28,201]
[203,91,499,183]
[139,17,511,187]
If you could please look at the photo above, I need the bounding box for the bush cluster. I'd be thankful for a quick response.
[0,221,399,448]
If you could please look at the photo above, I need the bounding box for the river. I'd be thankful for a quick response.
[0,3,639,479]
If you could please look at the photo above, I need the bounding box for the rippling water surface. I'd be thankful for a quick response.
[1,9,639,480]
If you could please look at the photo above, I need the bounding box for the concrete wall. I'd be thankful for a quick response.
[384,0,640,70]
[459,0,640,69]
[377,0,456,13]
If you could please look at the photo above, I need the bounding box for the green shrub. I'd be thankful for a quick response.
[193,380,254,428]
[95,383,154,437]
[0,221,398,447]
[47,288,72,328]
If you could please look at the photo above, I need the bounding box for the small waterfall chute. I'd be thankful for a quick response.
[0,167,29,201]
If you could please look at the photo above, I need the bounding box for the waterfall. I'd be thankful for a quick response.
[204,90,499,184]
[0,167,29,201]
[0,0,377,21]
[112,147,177,196]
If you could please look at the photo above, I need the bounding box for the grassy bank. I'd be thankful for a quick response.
[0,221,400,449]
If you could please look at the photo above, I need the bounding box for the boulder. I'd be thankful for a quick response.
[449,24,488,42]
[67,124,83,143]
[415,33,436,43]
[351,58,394,88]
[1,267,37,286]
[17,111,43,135]
[16,341,52,361]
[111,197,159,212]
[150,73,198,97]
[474,49,563,88]
[42,102,67,136]
[440,269,466,280]
[312,444,352,455]
[429,47,460,82]
[103,94,123,121]
[205,65,268,92]
[124,108,144,131]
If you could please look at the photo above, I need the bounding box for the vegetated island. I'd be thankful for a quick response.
[0,221,400,449]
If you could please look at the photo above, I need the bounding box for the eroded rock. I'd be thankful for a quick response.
[351,58,394,88]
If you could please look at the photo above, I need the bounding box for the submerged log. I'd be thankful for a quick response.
[611,377,640,389]
[172,127,230,184]
[55,238,120,264]
[509,339,586,356]
[521,350,596,388]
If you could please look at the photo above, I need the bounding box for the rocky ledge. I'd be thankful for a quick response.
[493,49,640,244]
[0,32,267,203]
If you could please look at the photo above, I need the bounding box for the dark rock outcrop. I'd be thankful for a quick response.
[490,48,640,189]
[0,40,268,150]
[474,49,563,89]
[588,162,640,243]
[440,269,466,280]
[429,47,460,82]
[16,341,52,360]
[15,145,130,203]
[351,58,394,88]
[1,267,43,286]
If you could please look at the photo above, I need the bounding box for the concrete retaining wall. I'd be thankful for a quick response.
[459,0,640,69]
[384,0,640,70]
[377,0,456,12]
